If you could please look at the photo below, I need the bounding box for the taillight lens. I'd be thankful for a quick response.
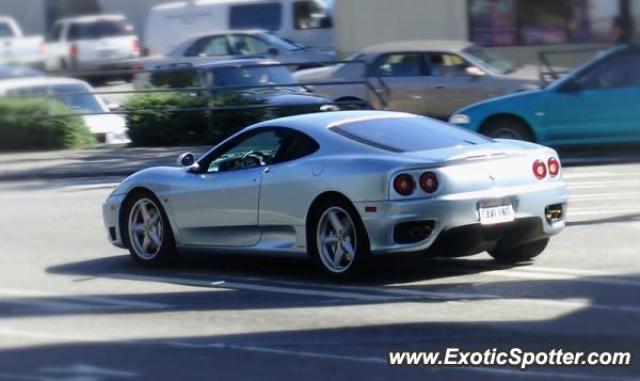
[419,172,438,193]
[132,39,140,54]
[532,160,547,180]
[394,174,415,196]
[548,157,560,177]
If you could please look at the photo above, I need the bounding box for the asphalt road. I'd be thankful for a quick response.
[0,162,639,380]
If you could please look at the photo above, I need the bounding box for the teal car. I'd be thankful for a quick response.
[449,45,640,146]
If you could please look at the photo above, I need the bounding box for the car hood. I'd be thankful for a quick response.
[457,87,545,114]
[246,90,331,105]
[500,64,541,81]
[293,65,336,81]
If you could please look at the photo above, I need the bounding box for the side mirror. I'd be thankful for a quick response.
[465,66,486,78]
[177,152,195,167]
[267,47,279,56]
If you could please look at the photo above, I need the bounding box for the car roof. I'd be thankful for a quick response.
[252,110,418,136]
[196,58,280,69]
[0,77,91,92]
[362,40,474,54]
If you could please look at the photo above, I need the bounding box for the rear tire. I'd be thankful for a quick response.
[482,117,534,142]
[489,238,549,263]
[308,198,370,280]
[121,191,179,267]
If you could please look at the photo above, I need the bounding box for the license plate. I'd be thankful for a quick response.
[478,204,515,225]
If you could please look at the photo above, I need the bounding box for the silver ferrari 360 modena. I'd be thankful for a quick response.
[103,111,567,278]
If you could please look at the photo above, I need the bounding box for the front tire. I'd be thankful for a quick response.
[121,191,178,267]
[489,238,549,263]
[482,117,534,142]
[308,198,370,280]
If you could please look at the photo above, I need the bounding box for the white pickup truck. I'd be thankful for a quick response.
[0,16,45,68]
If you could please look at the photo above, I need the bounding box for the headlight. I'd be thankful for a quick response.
[449,113,470,124]
[320,104,340,112]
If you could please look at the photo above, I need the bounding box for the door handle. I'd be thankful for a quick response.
[263,167,270,174]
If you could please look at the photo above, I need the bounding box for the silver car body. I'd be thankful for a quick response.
[103,111,566,257]
[294,40,542,119]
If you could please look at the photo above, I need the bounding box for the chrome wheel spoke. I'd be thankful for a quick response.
[341,240,355,259]
[129,198,164,260]
[149,230,161,247]
[327,210,344,233]
[316,206,358,274]
[332,245,345,267]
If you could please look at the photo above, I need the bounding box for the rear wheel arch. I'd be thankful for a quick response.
[480,114,537,142]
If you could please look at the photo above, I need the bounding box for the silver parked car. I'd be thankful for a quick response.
[134,30,335,75]
[294,40,542,119]
[103,111,567,279]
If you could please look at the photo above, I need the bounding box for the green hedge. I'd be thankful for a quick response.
[0,98,95,151]
[123,92,265,146]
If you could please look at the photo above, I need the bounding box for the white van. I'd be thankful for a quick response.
[144,0,333,56]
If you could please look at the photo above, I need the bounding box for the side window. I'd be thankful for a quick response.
[576,52,640,90]
[230,35,270,55]
[47,23,63,42]
[376,53,423,77]
[293,0,332,30]
[185,36,230,57]
[427,53,469,77]
[273,130,319,163]
[229,3,282,31]
[0,22,15,38]
[205,129,288,173]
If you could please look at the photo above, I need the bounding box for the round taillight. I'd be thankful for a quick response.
[419,172,438,193]
[548,157,560,177]
[394,174,415,196]
[532,160,547,180]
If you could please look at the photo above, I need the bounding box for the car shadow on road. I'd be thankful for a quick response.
[566,213,640,227]
[15,252,633,321]
[4,262,640,380]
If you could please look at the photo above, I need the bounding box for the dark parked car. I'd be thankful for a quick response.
[148,59,339,117]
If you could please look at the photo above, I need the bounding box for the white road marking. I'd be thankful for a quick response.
[108,273,640,314]
[568,180,640,190]
[0,287,170,310]
[570,193,640,201]
[62,183,120,191]
[563,171,637,179]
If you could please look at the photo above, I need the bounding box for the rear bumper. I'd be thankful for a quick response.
[354,181,567,255]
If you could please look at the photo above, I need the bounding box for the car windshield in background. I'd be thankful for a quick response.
[68,20,133,40]
[0,22,14,38]
[212,66,295,88]
[7,84,103,114]
[263,33,305,51]
[464,46,518,75]
[333,116,491,152]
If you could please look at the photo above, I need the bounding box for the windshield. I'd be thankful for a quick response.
[68,20,134,40]
[332,116,491,152]
[212,65,296,88]
[464,46,518,75]
[0,22,14,38]
[263,33,305,51]
[7,84,103,113]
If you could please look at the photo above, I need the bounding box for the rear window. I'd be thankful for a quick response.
[332,116,491,152]
[0,22,14,38]
[229,3,282,31]
[68,20,133,40]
